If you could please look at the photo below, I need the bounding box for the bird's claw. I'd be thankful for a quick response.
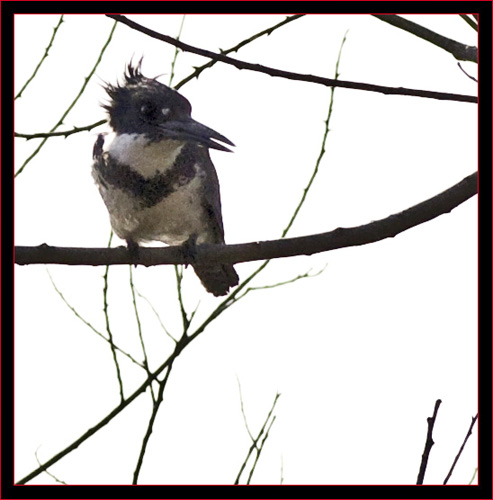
[181,235,198,267]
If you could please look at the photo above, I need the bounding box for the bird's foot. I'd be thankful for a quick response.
[181,234,198,268]
[126,239,140,266]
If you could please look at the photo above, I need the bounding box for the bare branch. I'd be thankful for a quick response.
[132,363,175,484]
[167,15,186,87]
[106,15,476,104]
[15,119,107,140]
[14,171,478,267]
[129,266,156,402]
[102,247,125,403]
[457,62,478,83]
[373,15,477,62]
[237,378,255,442]
[15,15,65,100]
[247,415,276,485]
[235,392,281,484]
[443,414,478,484]
[417,399,442,484]
[468,467,478,485]
[242,266,326,294]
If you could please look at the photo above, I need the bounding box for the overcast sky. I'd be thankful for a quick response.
[14,13,478,486]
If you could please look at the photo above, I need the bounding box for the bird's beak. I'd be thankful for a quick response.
[158,117,235,152]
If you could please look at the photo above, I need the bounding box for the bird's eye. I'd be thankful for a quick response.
[161,108,171,118]
[139,102,158,122]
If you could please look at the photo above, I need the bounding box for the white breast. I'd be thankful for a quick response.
[105,133,185,178]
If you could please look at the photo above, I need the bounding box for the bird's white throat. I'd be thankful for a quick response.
[106,133,185,179]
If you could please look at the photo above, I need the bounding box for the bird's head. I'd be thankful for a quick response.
[103,61,234,152]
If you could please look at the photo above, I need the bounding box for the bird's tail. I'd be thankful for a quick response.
[193,263,239,296]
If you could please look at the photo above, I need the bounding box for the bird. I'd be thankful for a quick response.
[92,61,239,296]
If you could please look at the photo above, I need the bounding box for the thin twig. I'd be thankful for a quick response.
[132,363,175,484]
[174,265,192,334]
[237,377,255,442]
[102,232,125,402]
[417,399,442,484]
[247,415,276,484]
[235,392,281,484]
[443,414,478,484]
[15,119,107,140]
[457,62,478,82]
[468,467,478,485]
[168,15,186,87]
[240,266,326,295]
[15,15,64,100]
[129,266,156,403]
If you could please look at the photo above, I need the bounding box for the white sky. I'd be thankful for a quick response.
[14,14,478,486]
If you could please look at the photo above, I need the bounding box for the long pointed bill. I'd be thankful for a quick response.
[158,117,235,152]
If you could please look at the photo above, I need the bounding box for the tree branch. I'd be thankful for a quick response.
[14,171,478,267]
[15,119,107,140]
[235,392,281,485]
[132,361,175,484]
[417,399,442,485]
[373,15,478,63]
[443,414,478,484]
[15,15,65,100]
[105,15,476,104]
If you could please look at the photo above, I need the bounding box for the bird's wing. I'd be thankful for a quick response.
[197,146,226,244]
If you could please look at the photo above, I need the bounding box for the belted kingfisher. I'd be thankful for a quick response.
[92,61,239,296]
